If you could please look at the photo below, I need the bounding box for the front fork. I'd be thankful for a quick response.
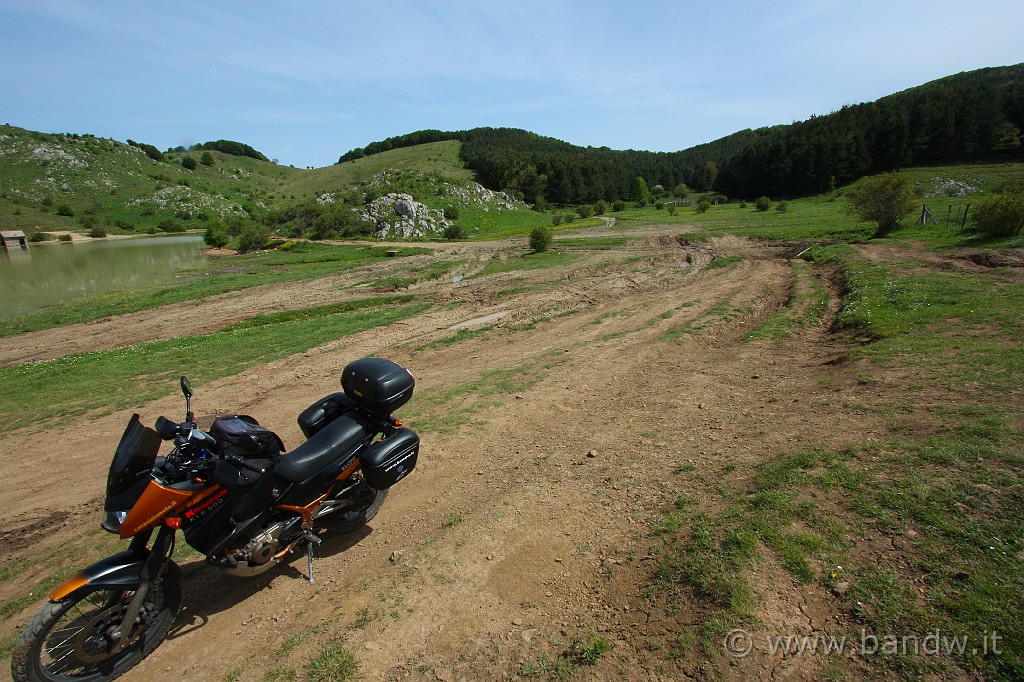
[112,525,175,653]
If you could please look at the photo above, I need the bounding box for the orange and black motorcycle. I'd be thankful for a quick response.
[11,358,419,682]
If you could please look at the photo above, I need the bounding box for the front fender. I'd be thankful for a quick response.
[49,549,148,601]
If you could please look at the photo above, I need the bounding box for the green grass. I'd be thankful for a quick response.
[744,260,829,341]
[401,355,570,434]
[660,301,748,343]
[473,250,577,278]
[552,236,633,250]
[306,642,358,682]
[0,301,430,429]
[706,255,742,269]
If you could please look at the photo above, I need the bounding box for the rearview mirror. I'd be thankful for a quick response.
[180,375,192,400]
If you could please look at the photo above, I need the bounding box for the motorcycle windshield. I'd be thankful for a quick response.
[106,413,162,498]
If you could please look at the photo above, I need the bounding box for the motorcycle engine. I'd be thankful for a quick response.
[222,520,296,577]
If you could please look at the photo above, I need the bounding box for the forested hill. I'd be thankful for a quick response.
[338,64,1024,203]
[337,127,758,205]
[716,64,1024,198]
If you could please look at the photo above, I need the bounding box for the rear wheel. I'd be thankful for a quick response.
[315,477,388,534]
[11,563,181,682]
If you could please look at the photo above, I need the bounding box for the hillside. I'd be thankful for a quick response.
[0,127,523,240]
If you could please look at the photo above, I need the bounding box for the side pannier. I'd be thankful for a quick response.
[360,428,419,489]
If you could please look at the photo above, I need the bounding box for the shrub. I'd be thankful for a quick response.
[845,172,917,237]
[576,204,593,218]
[158,219,184,233]
[204,222,229,248]
[89,226,107,238]
[56,204,74,217]
[200,151,214,166]
[443,206,460,220]
[667,205,677,216]
[58,233,72,242]
[442,224,466,240]
[610,199,623,212]
[529,225,551,253]
[29,232,52,242]
[971,189,1024,238]
[696,200,711,214]
[655,201,664,210]
[755,196,772,212]
[595,199,607,215]
[551,213,563,226]
[112,218,136,232]
[238,223,272,251]
[776,200,789,213]
[181,155,197,170]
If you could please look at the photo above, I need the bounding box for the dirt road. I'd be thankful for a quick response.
[1,225,894,680]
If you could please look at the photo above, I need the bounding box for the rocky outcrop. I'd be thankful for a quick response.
[360,193,453,238]
[359,173,529,238]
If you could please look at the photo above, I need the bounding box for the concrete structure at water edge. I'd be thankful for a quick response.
[1,230,27,248]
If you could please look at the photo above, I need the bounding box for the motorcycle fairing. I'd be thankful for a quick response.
[119,480,209,538]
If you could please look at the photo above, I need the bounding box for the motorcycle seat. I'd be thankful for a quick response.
[275,414,367,484]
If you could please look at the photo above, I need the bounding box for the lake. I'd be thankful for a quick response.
[0,235,208,320]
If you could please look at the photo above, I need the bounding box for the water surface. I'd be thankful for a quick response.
[0,235,208,319]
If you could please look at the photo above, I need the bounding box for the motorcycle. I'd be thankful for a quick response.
[11,357,419,682]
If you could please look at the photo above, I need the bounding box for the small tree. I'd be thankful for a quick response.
[204,221,229,248]
[846,172,917,237]
[238,222,272,251]
[529,225,551,253]
[632,176,651,206]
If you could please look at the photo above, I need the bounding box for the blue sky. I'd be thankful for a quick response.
[2,0,1022,168]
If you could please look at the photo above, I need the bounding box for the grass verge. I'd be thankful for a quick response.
[0,300,430,430]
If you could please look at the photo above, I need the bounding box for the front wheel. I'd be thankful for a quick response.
[11,562,182,682]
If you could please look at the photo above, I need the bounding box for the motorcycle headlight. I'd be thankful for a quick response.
[101,510,129,534]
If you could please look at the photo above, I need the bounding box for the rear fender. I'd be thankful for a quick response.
[49,549,148,601]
